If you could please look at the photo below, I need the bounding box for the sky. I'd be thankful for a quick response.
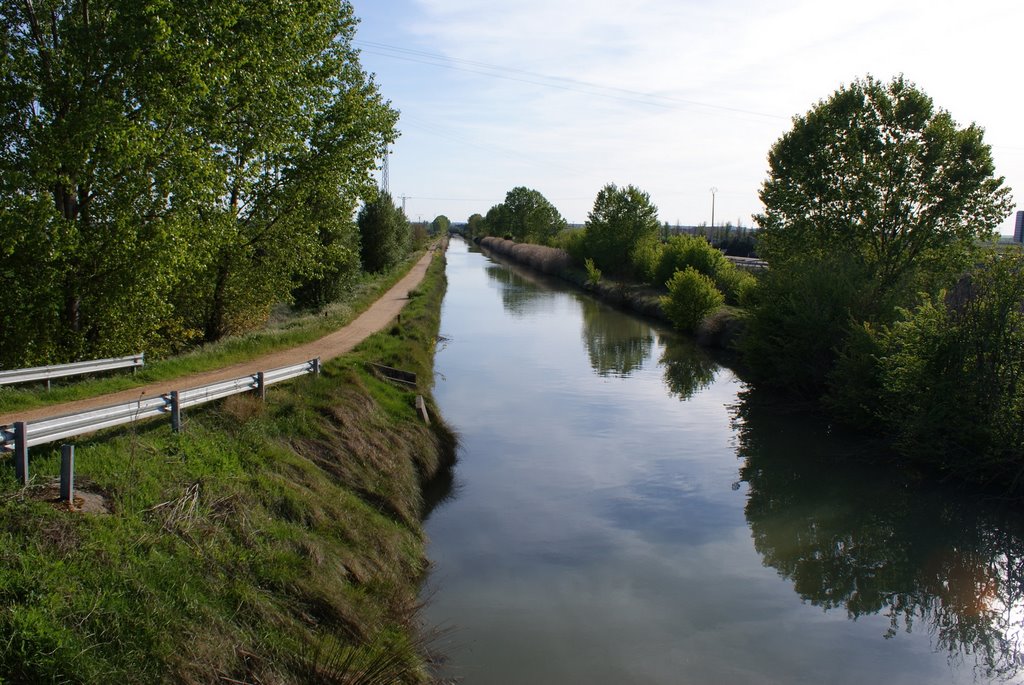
[351,0,1024,234]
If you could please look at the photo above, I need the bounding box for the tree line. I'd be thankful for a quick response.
[0,0,409,368]
[466,76,1022,488]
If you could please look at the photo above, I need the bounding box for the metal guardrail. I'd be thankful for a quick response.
[0,353,145,387]
[1,358,320,484]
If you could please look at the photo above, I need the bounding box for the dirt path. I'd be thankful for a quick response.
[0,248,440,426]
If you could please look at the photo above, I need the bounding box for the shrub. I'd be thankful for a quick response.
[653,235,728,287]
[875,253,1024,482]
[549,228,587,264]
[661,267,724,332]
[712,262,757,305]
[584,258,602,285]
[630,239,662,284]
[738,253,875,398]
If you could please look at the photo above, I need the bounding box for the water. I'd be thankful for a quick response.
[423,238,1024,684]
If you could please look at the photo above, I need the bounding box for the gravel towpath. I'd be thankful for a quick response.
[0,248,439,426]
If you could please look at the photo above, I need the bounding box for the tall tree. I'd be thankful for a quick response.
[0,0,222,364]
[187,0,397,339]
[466,213,484,239]
[583,183,660,277]
[430,215,450,235]
[757,74,1012,304]
[498,186,567,244]
[743,75,1014,399]
[0,0,398,362]
[358,191,408,273]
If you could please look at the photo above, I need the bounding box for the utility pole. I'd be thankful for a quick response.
[709,187,718,228]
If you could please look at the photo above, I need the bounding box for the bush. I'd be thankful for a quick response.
[738,253,874,398]
[661,267,724,332]
[548,228,587,264]
[875,253,1024,482]
[653,235,728,287]
[712,262,757,305]
[584,258,602,285]
[630,239,662,284]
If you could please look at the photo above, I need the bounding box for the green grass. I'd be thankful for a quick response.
[0,251,427,416]
[0,252,455,683]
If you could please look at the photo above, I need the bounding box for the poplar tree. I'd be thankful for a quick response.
[0,0,397,364]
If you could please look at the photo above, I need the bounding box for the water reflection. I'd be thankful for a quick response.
[579,297,653,377]
[735,390,1024,680]
[484,263,561,317]
[658,333,718,401]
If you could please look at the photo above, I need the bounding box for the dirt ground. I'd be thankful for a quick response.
[0,248,439,427]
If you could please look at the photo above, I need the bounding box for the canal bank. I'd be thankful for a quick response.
[0,251,455,683]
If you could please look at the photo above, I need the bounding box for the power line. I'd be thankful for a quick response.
[355,40,786,121]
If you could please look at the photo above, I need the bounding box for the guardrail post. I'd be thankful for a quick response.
[257,372,267,401]
[14,422,28,485]
[312,358,321,376]
[170,391,182,433]
[60,444,74,503]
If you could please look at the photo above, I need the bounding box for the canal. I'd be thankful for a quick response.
[422,237,1024,684]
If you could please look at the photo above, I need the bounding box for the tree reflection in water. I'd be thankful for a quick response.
[658,333,718,401]
[484,264,560,318]
[579,297,653,377]
[734,388,1024,680]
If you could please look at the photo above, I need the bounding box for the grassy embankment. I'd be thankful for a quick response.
[0,250,429,416]
[0,251,456,683]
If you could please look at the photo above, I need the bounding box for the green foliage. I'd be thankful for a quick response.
[358,192,410,274]
[744,75,1013,400]
[548,227,587,262]
[0,0,397,365]
[584,257,602,285]
[0,253,424,416]
[410,223,429,249]
[478,187,567,244]
[660,267,724,333]
[430,215,450,235]
[757,74,1012,299]
[740,253,874,397]
[654,235,727,287]
[630,239,662,284]
[712,263,758,306]
[583,183,661,277]
[652,234,754,305]
[466,213,485,239]
[875,253,1024,482]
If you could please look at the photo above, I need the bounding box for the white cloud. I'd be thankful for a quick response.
[363,0,1024,228]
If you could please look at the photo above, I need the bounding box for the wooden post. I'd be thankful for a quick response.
[60,444,74,503]
[170,391,182,433]
[415,395,431,425]
[257,371,267,401]
[14,421,28,485]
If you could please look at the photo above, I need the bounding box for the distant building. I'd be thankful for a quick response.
[1016,211,1024,243]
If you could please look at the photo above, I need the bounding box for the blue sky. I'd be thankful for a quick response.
[351,0,1023,234]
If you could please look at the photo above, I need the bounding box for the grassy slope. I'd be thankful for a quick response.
[0,253,455,684]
